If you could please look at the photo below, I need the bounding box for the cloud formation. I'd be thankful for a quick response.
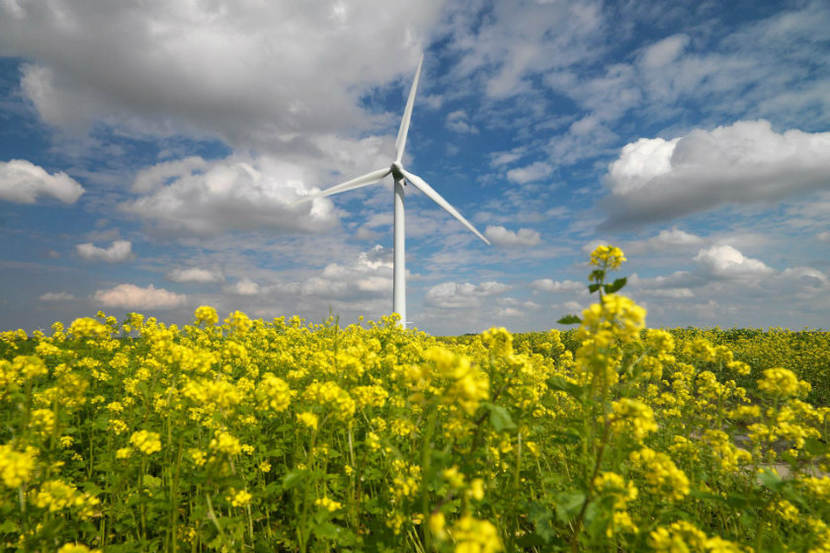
[0,159,84,204]
[602,120,830,227]
[94,284,185,310]
[485,225,541,247]
[530,279,584,293]
[227,278,260,296]
[39,291,75,302]
[124,155,337,236]
[167,267,224,283]
[693,244,773,278]
[0,2,444,147]
[76,240,133,263]
[506,161,553,184]
[425,281,510,309]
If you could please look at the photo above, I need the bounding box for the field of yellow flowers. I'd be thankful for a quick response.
[1,247,828,553]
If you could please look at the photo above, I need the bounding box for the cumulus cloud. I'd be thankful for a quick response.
[76,240,133,263]
[603,120,830,227]
[506,161,553,184]
[530,279,584,293]
[445,110,478,134]
[694,244,773,278]
[0,2,444,147]
[290,245,393,300]
[167,267,224,283]
[94,284,185,309]
[484,225,541,247]
[39,291,75,302]
[625,227,704,255]
[123,155,337,236]
[227,278,260,296]
[0,159,84,204]
[425,281,510,309]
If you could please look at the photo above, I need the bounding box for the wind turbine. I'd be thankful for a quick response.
[300,55,490,328]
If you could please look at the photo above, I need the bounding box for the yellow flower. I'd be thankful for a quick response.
[630,448,689,501]
[314,496,342,512]
[57,544,102,553]
[452,514,503,553]
[590,244,627,270]
[194,305,219,326]
[209,430,243,456]
[649,521,706,553]
[429,512,447,540]
[608,398,658,441]
[129,430,162,455]
[115,447,132,459]
[228,488,252,507]
[758,368,810,399]
[297,411,319,431]
[0,443,37,488]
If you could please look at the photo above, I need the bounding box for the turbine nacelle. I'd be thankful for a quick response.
[390,161,405,182]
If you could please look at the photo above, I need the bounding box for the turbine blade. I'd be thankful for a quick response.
[294,168,390,205]
[401,169,491,245]
[395,54,424,163]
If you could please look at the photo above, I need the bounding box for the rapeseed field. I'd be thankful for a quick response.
[1,247,827,552]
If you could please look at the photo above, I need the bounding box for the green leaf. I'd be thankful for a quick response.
[588,283,601,293]
[487,404,517,432]
[527,502,556,542]
[757,468,784,491]
[603,277,627,294]
[547,376,583,398]
[547,429,582,444]
[282,469,308,491]
[554,491,586,523]
[557,315,581,325]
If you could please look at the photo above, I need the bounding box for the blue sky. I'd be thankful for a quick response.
[1,0,829,335]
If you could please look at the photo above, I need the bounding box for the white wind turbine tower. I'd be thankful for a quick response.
[300,55,490,328]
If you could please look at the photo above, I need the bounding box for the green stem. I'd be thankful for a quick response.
[421,409,438,552]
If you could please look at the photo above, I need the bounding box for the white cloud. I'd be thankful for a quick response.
[94,284,185,310]
[1,2,445,147]
[639,34,690,68]
[484,225,541,247]
[425,281,510,309]
[603,120,830,226]
[132,156,208,194]
[817,231,830,242]
[625,227,704,255]
[39,291,75,302]
[167,267,224,283]
[694,245,773,278]
[123,155,337,236]
[0,159,84,204]
[445,110,478,134]
[638,287,694,299]
[288,245,393,301]
[76,240,133,263]
[449,1,605,99]
[490,148,526,167]
[506,161,553,184]
[227,278,260,296]
[530,279,584,293]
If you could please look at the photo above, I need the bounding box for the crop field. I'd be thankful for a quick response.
[1,248,828,552]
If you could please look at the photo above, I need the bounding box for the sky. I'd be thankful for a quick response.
[1,0,829,335]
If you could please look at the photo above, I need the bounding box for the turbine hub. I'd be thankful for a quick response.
[390,161,405,182]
